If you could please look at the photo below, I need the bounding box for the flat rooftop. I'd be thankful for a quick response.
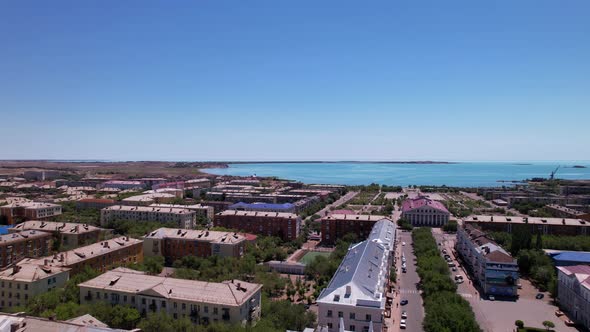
[31,237,142,267]
[79,267,261,306]
[1,201,60,209]
[218,210,299,219]
[464,215,589,227]
[322,214,391,222]
[103,205,194,214]
[12,220,101,234]
[0,258,70,282]
[0,230,51,245]
[149,203,212,210]
[145,227,245,244]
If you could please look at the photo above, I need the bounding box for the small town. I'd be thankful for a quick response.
[0,163,588,332]
[2,1,589,331]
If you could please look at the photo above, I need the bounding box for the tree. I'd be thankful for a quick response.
[536,231,543,250]
[515,320,524,329]
[542,320,555,331]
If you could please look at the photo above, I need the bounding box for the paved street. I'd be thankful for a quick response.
[397,231,425,332]
[431,229,579,332]
[309,191,358,221]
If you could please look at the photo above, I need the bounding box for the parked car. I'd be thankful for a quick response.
[400,322,407,329]
[402,267,407,273]
[400,299,408,305]
[488,295,495,301]
[442,249,447,254]
[401,311,407,319]
[517,283,522,289]
[402,242,406,246]
[536,293,544,299]
[452,267,457,272]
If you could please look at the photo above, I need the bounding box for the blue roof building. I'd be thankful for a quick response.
[228,202,296,213]
[550,251,590,266]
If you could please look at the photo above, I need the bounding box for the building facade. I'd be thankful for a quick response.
[463,215,590,236]
[0,202,62,225]
[215,210,301,241]
[456,224,519,296]
[10,220,102,247]
[401,197,450,227]
[30,236,143,274]
[317,219,396,332]
[149,204,214,223]
[0,259,70,309]
[228,202,296,213]
[100,205,196,229]
[79,268,262,326]
[0,231,52,269]
[546,204,590,222]
[143,228,246,264]
[76,198,117,209]
[556,265,590,330]
[320,214,391,245]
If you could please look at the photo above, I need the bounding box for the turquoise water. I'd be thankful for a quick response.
[202,162,590,187]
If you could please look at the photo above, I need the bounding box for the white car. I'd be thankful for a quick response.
[401,311,408,319]
[400,322,407,329]
[402,242,406,246]
[400,319,407,325]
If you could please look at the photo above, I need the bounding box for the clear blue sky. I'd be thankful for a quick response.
[1,1,589,161]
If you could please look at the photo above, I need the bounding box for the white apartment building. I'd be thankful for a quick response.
[149,203,214,223]
[317,219,396,332]
[0,258,70,309]
[100,205,196,228]
[79,267,262,326]
[557,265,590,330]
[456,224,519,296]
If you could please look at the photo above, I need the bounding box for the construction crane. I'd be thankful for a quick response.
[549,166,560,180]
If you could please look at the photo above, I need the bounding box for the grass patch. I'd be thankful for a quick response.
[299,251,330,265]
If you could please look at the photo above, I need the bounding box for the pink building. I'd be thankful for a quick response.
[401,197,450,227]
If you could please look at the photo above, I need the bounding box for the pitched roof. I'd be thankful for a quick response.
[484,250,516,263]
[317,220,395,309]
[557,265,590,289]
[552,251,590,264]
[78,268,261,306]
[401,197,449,213]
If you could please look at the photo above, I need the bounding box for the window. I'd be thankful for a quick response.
[350,312,355,320]
[174,302,177,308]
[350,326,356,331]
[204,306,209,313]
[213,307,218,315]
[123,295,127,302]
[24,285,28,290]
[182,303,186,310]
[131,296,135,303]
[142,298,146,305]
[327,310,333,317]
[338,311,343,318]
[327,323,333,329]
[162,301,166,308]
[173,313,177,319]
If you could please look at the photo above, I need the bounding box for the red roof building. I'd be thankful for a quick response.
[401,197,450,227]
